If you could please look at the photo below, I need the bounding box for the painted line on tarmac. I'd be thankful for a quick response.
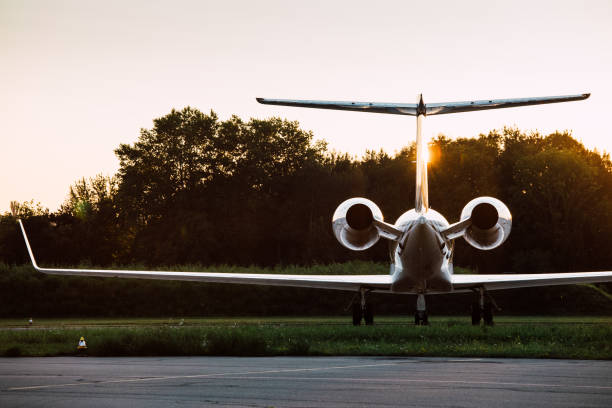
[206,375,612,391]
[447,359,483,362]
[9,360,612,392]
[8,364,612,392]
[6,361,408,391]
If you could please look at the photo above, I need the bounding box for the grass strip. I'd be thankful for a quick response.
[1,322,611,359]
[3,315,612,328]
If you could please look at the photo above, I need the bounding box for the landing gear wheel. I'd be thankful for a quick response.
[471,302,481,325]
[351,288,374,326]
[352,303,362,326]
[415,311,428,326]
[483,301,494,326]
[471,287,497,326]
[414,294,429,325]
[364,304,374,326]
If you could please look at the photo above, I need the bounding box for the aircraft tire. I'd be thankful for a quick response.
[364,304,374,325]
[415,311,427,326]
[471,303,481,325]
[352,303,362,326]
[483,302,494,326]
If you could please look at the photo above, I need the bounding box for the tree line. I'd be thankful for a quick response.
[2,107,612,275]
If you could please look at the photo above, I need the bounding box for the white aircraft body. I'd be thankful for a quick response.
[18,92,612,325]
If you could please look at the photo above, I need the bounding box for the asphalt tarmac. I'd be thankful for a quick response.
[1,356,611,407]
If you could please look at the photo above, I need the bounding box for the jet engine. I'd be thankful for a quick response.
[332,197,384,251]
[460,196,512,250]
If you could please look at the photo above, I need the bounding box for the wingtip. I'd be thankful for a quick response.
[583,93,591,99]
[17,219,40,270]
[256,97,265,104]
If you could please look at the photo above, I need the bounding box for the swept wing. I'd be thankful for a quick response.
[18,220,612,293]
[17,220,391,292]
[452,271,612,291]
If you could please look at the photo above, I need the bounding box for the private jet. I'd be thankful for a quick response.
[18,92,612,325]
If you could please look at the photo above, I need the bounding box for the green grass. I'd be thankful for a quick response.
[2,315,612,328]
[1,317,611,359]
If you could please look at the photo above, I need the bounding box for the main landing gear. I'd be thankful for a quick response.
[471,287,498,326]
[351,288,374,326]
[415,294,429,325]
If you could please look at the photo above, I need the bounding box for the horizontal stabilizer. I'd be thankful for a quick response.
[256,94,589,116]
[425,93,590,116]
[256,98,417,115]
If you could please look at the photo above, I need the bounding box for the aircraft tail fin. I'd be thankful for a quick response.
[415,94,428,213]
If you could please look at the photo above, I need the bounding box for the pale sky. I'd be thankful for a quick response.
[1,0,611,213]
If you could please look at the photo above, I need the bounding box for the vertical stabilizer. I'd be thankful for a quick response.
[415,94,428,213]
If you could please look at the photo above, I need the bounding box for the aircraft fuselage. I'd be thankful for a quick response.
[390,209,454,293]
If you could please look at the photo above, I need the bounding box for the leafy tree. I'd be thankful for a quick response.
[114,108,327,265]
[3,109,611,275]
[115,107,220,223]
[507,132,612,272]
[7,200,49,218]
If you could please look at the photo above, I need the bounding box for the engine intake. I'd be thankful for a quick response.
[346,203,374,230]
[460,196,512,250]
[471,202,498,230]
[332,198,383,251]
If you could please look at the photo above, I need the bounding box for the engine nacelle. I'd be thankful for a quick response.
[460,196,512,250]
[332,197,384,251]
